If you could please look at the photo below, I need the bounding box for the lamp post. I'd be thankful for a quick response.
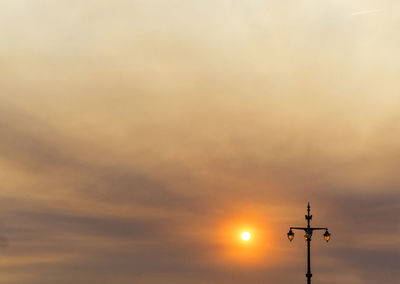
[287,203,331,284]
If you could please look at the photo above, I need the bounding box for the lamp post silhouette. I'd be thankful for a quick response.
[287,203,331,284]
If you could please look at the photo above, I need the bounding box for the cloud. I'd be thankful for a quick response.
[0,0,399,283]
[351,9,384,16]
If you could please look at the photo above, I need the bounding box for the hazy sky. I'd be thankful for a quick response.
[0,1,399,283]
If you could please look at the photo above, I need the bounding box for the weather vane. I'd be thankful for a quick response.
[287,203,331,284]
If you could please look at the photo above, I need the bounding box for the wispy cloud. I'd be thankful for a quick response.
[351,9,383,16]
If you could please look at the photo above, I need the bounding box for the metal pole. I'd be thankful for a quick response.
[306,202,312,284]
[307,238,311,283]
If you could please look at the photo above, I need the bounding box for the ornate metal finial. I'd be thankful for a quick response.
[306,202,312,220]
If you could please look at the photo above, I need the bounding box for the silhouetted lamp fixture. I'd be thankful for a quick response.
[287,203,331,284]
[323,230,331,242]
[304,231,312,241]
[287,229,294,241]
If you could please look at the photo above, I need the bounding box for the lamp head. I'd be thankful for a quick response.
[323,230,331,242]
[304,232,312,241]
[287,229,294,242]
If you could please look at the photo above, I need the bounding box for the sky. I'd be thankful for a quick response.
[0,0,399,283]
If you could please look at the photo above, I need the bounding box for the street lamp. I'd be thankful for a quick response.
[287,203,331,284]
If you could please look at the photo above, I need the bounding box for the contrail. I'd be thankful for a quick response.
[351,9,383,16]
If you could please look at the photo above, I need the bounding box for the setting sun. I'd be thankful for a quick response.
[242,232,251,241]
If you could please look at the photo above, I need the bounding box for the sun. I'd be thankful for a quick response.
[242,232,251,241]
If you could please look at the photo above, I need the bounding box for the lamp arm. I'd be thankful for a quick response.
[311,227,328,231]
[290,227,307,231]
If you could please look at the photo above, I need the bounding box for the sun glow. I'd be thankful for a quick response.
[242,232,251,241]
[216,215,276,266]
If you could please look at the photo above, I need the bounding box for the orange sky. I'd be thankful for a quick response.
[0,1,399,283]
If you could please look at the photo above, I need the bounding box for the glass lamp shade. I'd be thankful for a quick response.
[287,230,294,242]
[323,230,331,242]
